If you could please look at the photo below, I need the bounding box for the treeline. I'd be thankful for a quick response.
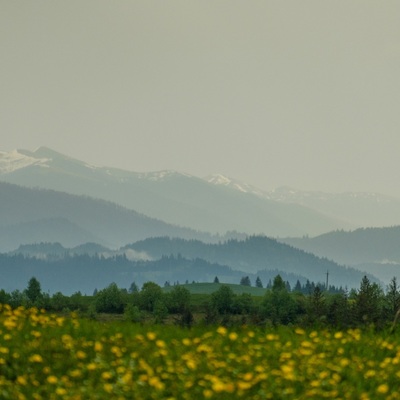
[124,235,374,288]
[234,274,344,294]
[2,274,400,330]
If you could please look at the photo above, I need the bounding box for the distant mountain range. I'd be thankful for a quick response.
[205,175,400,229]
[281,226,400,285]
[0,182,213,252]
[0,147,350,237]
[1,146,399,291]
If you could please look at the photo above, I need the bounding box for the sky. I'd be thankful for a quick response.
[1,1,400,196]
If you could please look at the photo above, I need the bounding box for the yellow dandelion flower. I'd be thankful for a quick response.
[186,359,196,370]
[94,341,103,352]
[47,375,58,384]
[217,326,227,336]
[104,383,113,393]
[102,371,112,380]
[243,372,253,381]
[340,358,350,367]
[87,363,97,371]
[17,376,27,386]
[122,372,132,385]
[76,350,86,360]
[69,369,82,378]
[212,380,226,392]
[29,354,43,363]
[229,332,238,341]
[237,381,252,390]
[56,388,67,396]
[364,370,376,378]
[377,384,389,394]
[149,376,165,390]
[147,332,156,341]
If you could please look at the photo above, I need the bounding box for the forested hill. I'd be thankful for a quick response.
[0,253,305,295]
[123,236,376,288]
[0,182,212,251]
[281,226,400,265]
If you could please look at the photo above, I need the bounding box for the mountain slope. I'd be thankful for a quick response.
[282,227,400,265]
[206,175,400,229]
[0,147,347,237]
[0,182,212,252]
[123,236,376,289]
[280,227,400,284]
[2,235,378,294]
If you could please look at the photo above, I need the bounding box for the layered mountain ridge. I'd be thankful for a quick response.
[0,147,348,237]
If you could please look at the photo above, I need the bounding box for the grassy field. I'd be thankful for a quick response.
[1,304,399,399]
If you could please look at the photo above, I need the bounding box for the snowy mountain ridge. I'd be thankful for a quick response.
[2,147,399,232]
[0,149,50,174]
[0,147,190,183]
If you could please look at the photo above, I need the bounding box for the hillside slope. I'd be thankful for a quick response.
[0,182,211,251]
[0,147,347,237]
[123,236,376,289]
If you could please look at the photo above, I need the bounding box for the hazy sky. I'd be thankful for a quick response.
[2,1,400,196]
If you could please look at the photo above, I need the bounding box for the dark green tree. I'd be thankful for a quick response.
[94,283,126,313]
[232,293,254,314]
[124,304,142,323]
[272,275,286,291]
[240,276,251,286]
[25,277,43,305]
[211,285,235,314]
[307,286,326,325]
[262,275,297,325]
[153,299,168,324]
[128,281,139,294]
[255,276,263,288]
[50,292,70,312]
[139,282,163,312]
[386,276,400,319]
[167,285,191,314]
[294,280,302,293]
[326,292,350,328]
[355,276,383,325]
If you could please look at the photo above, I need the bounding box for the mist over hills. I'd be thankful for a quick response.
[281,226,400,284]
[0,147,348,237]
[123,236,373,289]
[3,235,377,294]
[206,176,400,229]
[0,182,212,252]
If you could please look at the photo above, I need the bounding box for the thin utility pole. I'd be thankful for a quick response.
[326,270,329,291]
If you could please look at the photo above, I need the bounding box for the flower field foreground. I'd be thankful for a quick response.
[1,305,400,399]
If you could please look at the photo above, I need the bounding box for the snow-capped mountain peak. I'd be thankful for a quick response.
[0,149,50,174]
[205,174,267,196]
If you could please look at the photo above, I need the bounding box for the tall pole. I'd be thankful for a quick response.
[326,270,329,291]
